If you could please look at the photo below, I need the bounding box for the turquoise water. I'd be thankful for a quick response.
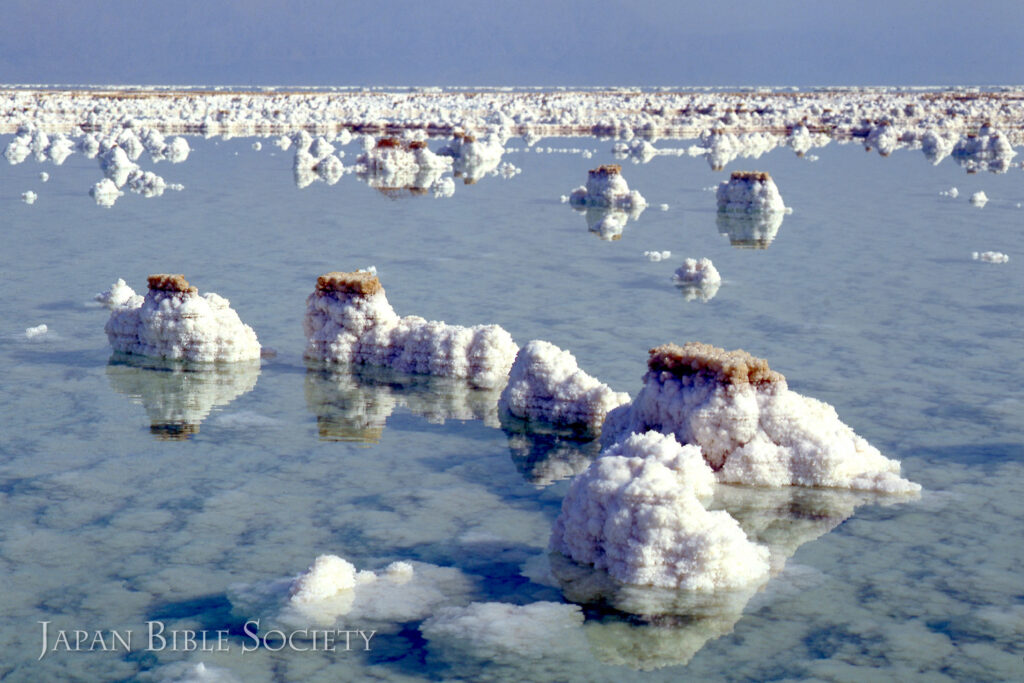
[1,130,1022,681]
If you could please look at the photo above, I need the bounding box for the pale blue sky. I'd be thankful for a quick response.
[2,0,1022,86]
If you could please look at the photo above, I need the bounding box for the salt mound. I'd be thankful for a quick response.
[569,164,647,211]
[970,191,989,206]
[602,343,920,493]
[90,178,124,207]
[973,251,1009,263]
[551,431,770,589]
[304,271,518,389]
[716,171,786,213]
[498,340,630,434]
[229,554,475,631]
[437,132,505,184]
[672,258,721,302]
[104,275,261,362]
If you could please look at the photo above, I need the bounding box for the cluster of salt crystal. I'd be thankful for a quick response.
[550,431,770,590]
[644,250,671,262]
[90,178,124,207]
[230,554,474,630]
[303,271,518,389]
[569,164,647,211]
[354,138,452,195]
[672,258,721,302]
[498,340,630,434]
[102,275,261,362]
[601,343,920,493]
[952,126,1017,173]
[716,171,786,213]
[24,324,48,339]
[690,130,782,170]
[970,191,989,206]
[973,251,1009,263]
[20,191,36,205]
[437,132,505,184]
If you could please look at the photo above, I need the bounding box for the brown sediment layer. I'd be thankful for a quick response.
[315,271,383,296]
[647,342,784,386]
[589,164,621,177]
[147,274,197,294]
[729,171,772,183]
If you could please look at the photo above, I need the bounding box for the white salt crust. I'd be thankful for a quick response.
[672,258,722,302]
[551,431,770,589]
[568,164,647,211]
[498,340,630,433]
[716,171,786,213]
[602,344,920,493]
[229,554,475,631]
[973,251,1009,263]
[304,272,518,389]
[102,276,261,362]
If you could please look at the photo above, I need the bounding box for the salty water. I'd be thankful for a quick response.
[1,130,1022,682]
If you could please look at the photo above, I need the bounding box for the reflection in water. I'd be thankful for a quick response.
[500,414,602,487]
[716,210,784,249]
[951,127,1017,174]
[105,353,260,439]
[304,363,502,443]
[545,486,915,670]
[356,137,454,197]
[574,205,645,241]
[437,132,506,184]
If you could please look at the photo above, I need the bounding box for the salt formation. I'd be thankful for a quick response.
[569,164,647,211]
[103,274,261,362]
[973,251,1009,263]
[644,250,671,262]
[20,191,36,204]
[970,191,989,206]
[305,363,502,443]
[355,137,452,196]
[602,343,920,493]
[89,178,124,207]
[551,431,770,589]
[952,126,1017,173]
[498,340,630,435]
[24,324,48,339]
[106,354,260,439]
[229,554,475,631]
[672,258,721,302]
[716,170,786,213]
[303,271,518,389]
[437,132,505,183]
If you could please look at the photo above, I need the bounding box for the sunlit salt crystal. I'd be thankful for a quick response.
[499,340,630,433]
[568,164,646,211]
[304,271,518,389]
[972,251,1009,263]
[99,146,138,187]
[21,191,37,205]
[970,191,988,206]
[3,134,31,164]
[940,187,959,198]
[644,250,672,262]
[90,178,124,207]
[164,137,190,163]
[47,134,75,165]
[95,278,142,309]
[104,274,261,362]
[251,141,262,151]
[126,169,167,197]
[551,431,769,589]
[25,324,48,339]
[716,171,785,213]
[602,343,920,493]
[39,172,49,182]
[659,203,669,211]
[274,135,292,151]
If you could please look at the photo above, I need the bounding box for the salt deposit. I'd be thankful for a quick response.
[437,132,505,183]
[89,178,124,207]
[951,126,1017,173]
[602,343,920,493]
[644,250,671,262]
[229,554,476,631]
[973,251,1009,263]
[24,323,48,339]
[103,274,261,362]
[716,171,786,213]
[20,191,36,205]
[498,340,630,434]
[672,258,721,302]
[970,190,989,206]
[569,164,647,212]
[106,354,261,439]
[304,271,518,389]
[551,431,770,589]
[355,137,452,195]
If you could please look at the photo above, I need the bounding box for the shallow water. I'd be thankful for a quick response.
[1,126,1022,682]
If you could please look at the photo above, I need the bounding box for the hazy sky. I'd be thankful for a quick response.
[2,0,1022,86]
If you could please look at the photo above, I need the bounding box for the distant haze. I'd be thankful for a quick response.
[1,0,1022,86]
